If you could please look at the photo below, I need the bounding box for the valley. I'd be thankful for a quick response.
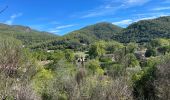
[0,16,170,100]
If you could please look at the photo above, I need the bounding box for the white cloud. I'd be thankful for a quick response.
[81,8,118,18]
[113,19,133,26]
[152,7,170,11]
[56,24,77,29]
[125,0,150,6]
[112,16,163,26]
[164,0,170,3]
[80,0,150,18]
[49,30,60,33]
[135,12,170,18]
[48,24,77,35]
[115,11,170,26]
[48,29,61,35]
[5,13,23,25]
[134,16,160,22]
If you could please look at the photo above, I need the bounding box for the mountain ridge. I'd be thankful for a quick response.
[0,23,58,46]
[32,22,123,50]
[116,16,170,43]
[1,16,170,50]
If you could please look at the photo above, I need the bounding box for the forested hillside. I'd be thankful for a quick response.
[66,22,122,41]
[116,16,170,43]
[0,16,170,100]
[33,16,170,50]
[32,22,123,50]
[0,23,57,46]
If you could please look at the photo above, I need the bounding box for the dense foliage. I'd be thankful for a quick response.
[0,24,57,46]
[0,16,170,100]
[32,22,123,51]
[116,16,170,43]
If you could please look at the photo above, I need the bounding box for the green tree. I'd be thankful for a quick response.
[107,64,124,78]
[64,49,74,62]
[126,42,138,54]
[0,36,39,99]
[49,50,65,62]
[89,41,106,58]
[151,38,170,48]
[105,41,124,54]
[123,53,140,67]
[154,57,170,100]
[157,46,170,55]
[132,57,160,100]
[87,59,103,75]
[145,49,157,57]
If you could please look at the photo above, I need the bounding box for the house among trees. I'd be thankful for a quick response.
[134,49,147,60]
[47,50,54,53]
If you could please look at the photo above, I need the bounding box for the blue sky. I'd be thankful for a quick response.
[0,0,170,35]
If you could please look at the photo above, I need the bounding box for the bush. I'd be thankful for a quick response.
[0,36,39,99]
[87,59,103,75]
[132,57,159,100]
[154,60,170,100]
[145,49,157,57]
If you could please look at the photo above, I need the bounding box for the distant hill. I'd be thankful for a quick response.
[65,22,123,43]
[4,16,170,50]
[33,22,123,50]
[116,16,170,43]
[0,23,58,46]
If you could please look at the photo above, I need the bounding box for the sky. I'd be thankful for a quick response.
[0,0,170,35]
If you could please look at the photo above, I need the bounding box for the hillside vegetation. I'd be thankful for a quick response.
[32,22,123,50]
[33,16,170,50]
[117,16,170,43]
[0,23,57,46]
[66,22,122,42]
[0,16,170,100]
